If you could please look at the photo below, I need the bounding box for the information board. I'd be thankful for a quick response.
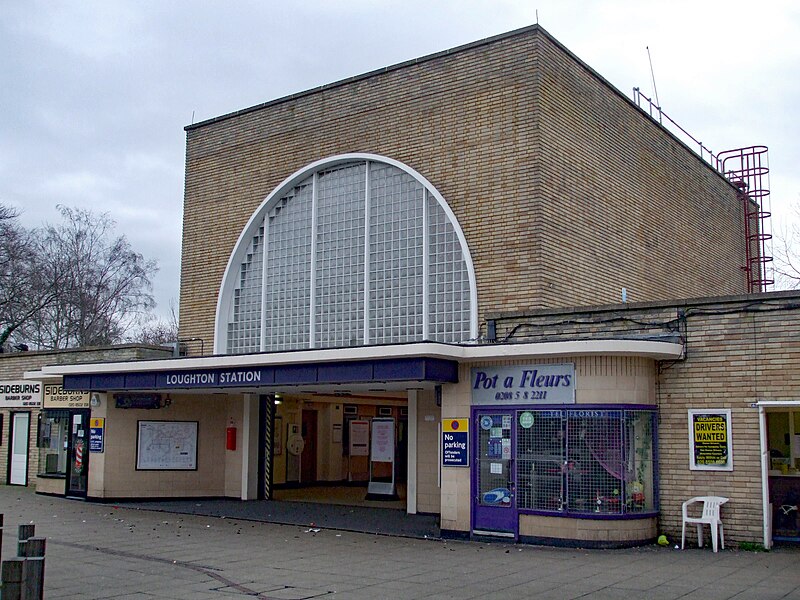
[688,409,733,471]
[136,421,198,470]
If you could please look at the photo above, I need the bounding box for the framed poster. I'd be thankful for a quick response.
[349,420,370,456]
[136,421,198,470]
[688,409,733,471]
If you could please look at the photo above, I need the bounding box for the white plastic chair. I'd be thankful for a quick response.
[681,496,729,552]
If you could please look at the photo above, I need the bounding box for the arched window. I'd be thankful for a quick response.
[215,154,477,354]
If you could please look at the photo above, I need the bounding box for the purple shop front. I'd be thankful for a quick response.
[468,365,659,545]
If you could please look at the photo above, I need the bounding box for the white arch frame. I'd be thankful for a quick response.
[214,153,479,354]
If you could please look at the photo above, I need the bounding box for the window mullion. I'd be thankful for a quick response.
[259,216,269,351]
[422,189,429,340]
[309,173,318,349]
[363,162,371,345]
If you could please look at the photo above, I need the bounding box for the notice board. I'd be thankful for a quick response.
[136,420,198,470]
[688,409,733,471]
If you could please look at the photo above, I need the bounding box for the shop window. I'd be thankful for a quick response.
[38,410,70,476]
[516,409,657,516]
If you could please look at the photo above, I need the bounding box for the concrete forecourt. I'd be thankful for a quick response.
[2,485,800,599]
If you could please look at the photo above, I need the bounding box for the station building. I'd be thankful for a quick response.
[21,24,793,548]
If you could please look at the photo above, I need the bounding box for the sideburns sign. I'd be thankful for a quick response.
[43,384,91,409]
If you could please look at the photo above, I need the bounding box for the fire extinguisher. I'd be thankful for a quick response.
[226,422,237,451]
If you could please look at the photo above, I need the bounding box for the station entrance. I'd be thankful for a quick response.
[267,392,409,509]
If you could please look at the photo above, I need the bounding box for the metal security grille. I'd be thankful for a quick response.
[476,414,513,507]
[516,410,564,511]
[512,409,657,516]
[566,411,625,514]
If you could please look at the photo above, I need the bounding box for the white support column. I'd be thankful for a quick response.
[240,394,260,500]
[407,390,418,515]
[758,405,772,549]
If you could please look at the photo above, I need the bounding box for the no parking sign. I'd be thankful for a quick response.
[442,418,469,467]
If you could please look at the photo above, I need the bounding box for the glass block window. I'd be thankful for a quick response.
[428,195,471,342]
[226,221,265,354]
[262,182,313,352]
[515,408,657,516]
[369,163,424,345]
[219,157,476,353]
[315,163,366,348]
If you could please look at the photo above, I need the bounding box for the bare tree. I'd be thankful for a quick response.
[773,200,800,290]
[0,205,60,349]
[19,206,158,349]
[131,299,179,346]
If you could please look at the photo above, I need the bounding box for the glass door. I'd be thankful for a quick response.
[472,410,517,538]
[9,412,30,485]
[66,411,90,497]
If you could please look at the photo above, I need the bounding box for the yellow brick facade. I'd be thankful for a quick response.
[491,291,800,544]
[179,25,747,351]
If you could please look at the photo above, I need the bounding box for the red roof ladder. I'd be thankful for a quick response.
[717,146,774,293]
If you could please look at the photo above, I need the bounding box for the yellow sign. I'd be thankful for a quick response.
[90,418,104,428]
[443,418,469,433]
[43,384,91,409]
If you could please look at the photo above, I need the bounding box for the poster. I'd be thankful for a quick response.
[688,409,733,471]
[349,420,370,456]
[371,418,395,463]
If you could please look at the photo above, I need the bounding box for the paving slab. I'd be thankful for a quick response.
[1,485,800,599]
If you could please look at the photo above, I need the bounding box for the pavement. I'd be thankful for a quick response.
[2,486,800,599]
[113,497,439,539]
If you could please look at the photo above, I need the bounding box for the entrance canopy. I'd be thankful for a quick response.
[62,357,456,393]
[26,339,684,394]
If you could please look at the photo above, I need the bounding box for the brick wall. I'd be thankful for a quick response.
[179,25,747,352]
[0,345,172,486]
[489,290,800,544]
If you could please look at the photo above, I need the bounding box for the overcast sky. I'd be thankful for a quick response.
[2,0,799,321]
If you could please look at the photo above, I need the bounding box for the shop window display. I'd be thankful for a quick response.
[38,410,70,476]
[516,409,657,516]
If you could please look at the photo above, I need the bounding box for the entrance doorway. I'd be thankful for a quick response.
[66,410,90,497]
[301,409,317,483]
[766,410,800,541]
[9,412,30,486]
[472,409,517,538]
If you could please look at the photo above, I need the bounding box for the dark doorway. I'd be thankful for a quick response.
[66,410,91,498]
[301,409,318,483]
